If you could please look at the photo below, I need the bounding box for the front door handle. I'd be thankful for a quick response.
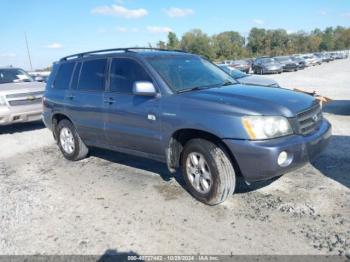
[66,94,75,100]
[104,97,115,104]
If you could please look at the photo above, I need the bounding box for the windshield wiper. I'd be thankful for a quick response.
[177,86,204,93]
[177,80,237,93]
[234,75,247,79]
[221,79,238,86]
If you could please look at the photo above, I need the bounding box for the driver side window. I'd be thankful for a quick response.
[109,58,152,94]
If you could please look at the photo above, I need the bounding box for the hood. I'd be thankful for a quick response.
[263,62,278,66]
[263,62,282,68]
[0,81,45,95]
[237,75,278,87]
[279,61,296,66]
[179,85,315,117]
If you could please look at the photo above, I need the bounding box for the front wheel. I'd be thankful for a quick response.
[56,119,89,161]
[181,139,236,205]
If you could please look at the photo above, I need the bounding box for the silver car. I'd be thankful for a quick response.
[218,64,280,87]
[0,67,45,126]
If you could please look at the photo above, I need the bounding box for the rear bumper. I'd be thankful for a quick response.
[0,105,43,126]
[223,119,332,182]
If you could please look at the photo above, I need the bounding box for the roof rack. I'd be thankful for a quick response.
[59,47,188,61]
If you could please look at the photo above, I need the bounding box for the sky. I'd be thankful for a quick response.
[1,0,350,70]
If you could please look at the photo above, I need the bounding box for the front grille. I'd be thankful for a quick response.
[297,103,322,135]
[8,98,42,106]
[6,91,43,99]
[286,63,296,67]
[6,91,43,107]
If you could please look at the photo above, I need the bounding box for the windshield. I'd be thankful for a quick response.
[261,58,275,63]
[0,68,33,84]
[219,65,247,79]
[147,56,236,92]
[275,57,291,62]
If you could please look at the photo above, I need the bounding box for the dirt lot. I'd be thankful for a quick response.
[0,59,349,257]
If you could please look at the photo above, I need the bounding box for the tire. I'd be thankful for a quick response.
[181,139,236,205]
[56,119,89,161]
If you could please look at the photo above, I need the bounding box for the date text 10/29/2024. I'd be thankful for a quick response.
[127,255,219,261]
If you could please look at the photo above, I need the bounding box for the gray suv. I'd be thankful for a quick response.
[43,48,331,205]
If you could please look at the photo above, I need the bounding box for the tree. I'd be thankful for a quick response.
[212,31,247,60]
[156,41,166,49]
[180,29,215,59]
[320,27,335,51]
[167,32,180,50]
[157,26,350,61]
[247,28,267,56]
[269,29,289,55]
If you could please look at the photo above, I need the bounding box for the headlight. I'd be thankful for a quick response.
[0,96,6,106]
[242,116,293,140]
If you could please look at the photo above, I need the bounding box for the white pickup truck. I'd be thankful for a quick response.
[0,67,45,125]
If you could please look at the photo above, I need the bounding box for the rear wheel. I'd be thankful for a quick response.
[181,139,236,205]
[56,119,89,161]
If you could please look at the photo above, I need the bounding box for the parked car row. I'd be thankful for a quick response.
[220,51,348,75]
[28,71,51,83]
[217,64,280,87]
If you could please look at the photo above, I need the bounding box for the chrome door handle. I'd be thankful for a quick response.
[66,95,75,100]
[104,97,115,104]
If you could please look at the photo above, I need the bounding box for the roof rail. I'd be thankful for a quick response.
[59,47,188,61]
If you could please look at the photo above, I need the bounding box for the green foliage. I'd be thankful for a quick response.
[180,29,215,59]
[167,32,180,50]
[212,31,247,60]
[160,26,350,60]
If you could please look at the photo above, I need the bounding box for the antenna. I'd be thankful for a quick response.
[24,32,33,71]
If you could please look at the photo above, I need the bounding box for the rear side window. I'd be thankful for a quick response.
[110,58,152,94]
[54,62,75,89]
[78,59,107,91]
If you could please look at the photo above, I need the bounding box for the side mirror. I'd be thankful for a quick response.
[35,76,44,82]
[133,81,157,96]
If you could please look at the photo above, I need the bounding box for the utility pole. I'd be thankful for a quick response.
[24,32,33,71]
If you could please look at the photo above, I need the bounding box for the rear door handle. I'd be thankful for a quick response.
[104,97,115,104]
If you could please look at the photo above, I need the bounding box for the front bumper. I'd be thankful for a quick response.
[283,66,298,72]
[263,68,283,74]
[223,119,332,182]
[0,105,42,126]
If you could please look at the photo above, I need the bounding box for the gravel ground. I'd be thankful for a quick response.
[0,59,349,257]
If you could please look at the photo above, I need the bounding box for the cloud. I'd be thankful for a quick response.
[114,27,140,33]
[97,27,108,33]
[319,10,327,16]
[164,7,194,18]
[116,26,127,32]
[147,26,173,33]
[252,19,264,25]
[91,4,148,19]
[342,12,350,18]
[0,53,16,58]
[45,43,63,49]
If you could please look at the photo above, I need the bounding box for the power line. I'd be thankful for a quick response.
[24,32,33,71]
